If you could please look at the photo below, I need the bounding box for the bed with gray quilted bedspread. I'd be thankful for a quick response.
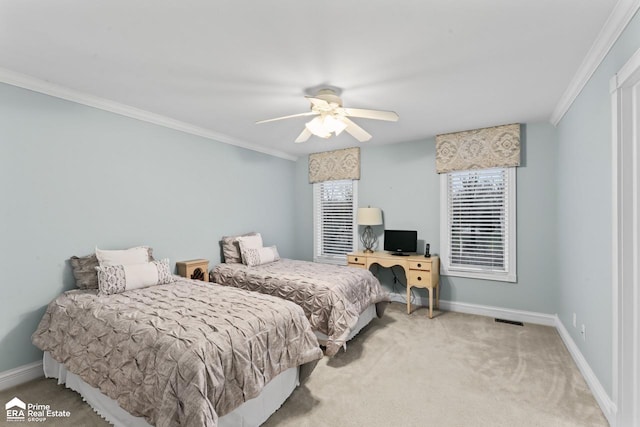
[211,259,390,357]
[32,278,323,427]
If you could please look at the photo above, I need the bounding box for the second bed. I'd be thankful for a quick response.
[211,258,390,356]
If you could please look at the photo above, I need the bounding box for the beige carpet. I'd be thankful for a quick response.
[0,303,607,427]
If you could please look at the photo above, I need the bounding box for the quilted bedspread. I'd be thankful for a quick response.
[32,278,323,427]
[211,259,390,356]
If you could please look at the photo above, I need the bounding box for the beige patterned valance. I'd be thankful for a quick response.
[308,147,360,183]
[435,123,521,173]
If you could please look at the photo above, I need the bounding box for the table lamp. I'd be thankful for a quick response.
[357,207,383,253]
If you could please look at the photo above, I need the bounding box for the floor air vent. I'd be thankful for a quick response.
[495,318,524,326]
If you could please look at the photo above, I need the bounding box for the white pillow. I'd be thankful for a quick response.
[96,259,173,295]
[236,233,263,250]
[237,233,263,263]
[242,246,280,267]
[96,246,150,266]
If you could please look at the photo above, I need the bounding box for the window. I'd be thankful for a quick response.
[313,179,358,265]
[440,167,516,282]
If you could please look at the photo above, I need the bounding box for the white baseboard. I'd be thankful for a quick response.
[439,299,557,326]
[555,318,617,426]
[389,291,556,326]
[0,360,44,392]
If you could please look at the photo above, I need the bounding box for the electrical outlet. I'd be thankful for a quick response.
[573,313,577,328]
[581,324,586,341]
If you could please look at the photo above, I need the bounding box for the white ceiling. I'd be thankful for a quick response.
[0,0,618,158]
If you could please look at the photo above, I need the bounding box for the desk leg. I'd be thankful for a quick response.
[406,284,411,314]
[428,287,433,319]
[435,282,440,310]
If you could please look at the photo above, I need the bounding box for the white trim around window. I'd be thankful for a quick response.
[439,167,517,283]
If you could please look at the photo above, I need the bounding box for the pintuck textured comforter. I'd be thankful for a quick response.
[32,278,323,427]
[211,259,390,356]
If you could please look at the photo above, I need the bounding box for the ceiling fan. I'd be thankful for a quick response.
[256,88,399,143]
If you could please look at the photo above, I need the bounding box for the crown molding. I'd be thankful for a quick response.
[550,0,640,126]
[0,68,298,162]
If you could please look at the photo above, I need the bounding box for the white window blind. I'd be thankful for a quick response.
[313,180,358,265]
[440,167,516,282]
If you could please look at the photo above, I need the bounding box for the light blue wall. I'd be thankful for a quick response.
[293,159,314,261]
[555,10,640,396]
[294,122,559,314]
[0,83,296,372]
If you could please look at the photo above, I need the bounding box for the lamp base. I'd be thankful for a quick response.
[360,226,378,254]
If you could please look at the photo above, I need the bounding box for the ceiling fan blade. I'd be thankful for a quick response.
[256,111,317,124]
[342,108,399,122]
[343,117,372,142]
[294,128,312,143]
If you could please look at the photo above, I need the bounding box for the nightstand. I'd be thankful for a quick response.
[176,259,209,282]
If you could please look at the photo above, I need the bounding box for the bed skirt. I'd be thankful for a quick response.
[314,303,377,348]
[43,352,299,427]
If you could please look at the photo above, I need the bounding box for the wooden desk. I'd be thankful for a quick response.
[347,251,440,318]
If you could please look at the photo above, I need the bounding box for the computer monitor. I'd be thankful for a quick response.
[383,230,417,256]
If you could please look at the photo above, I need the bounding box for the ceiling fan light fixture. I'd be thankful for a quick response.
[305,114,348,139]
[323,114,347,135]
[305,116,331,138]
[257,87,398,143]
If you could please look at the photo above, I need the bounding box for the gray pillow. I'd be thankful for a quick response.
[70,247,154,289]
[221,232,258,263]
[69,254,99,289]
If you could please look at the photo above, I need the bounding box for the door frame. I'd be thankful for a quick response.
[610,46,640,427]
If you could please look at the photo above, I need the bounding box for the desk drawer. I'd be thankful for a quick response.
[347,255,365,266]
[408,270,435,287]
[409,260,431,271]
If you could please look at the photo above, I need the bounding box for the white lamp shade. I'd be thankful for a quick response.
[357,207,383,225]
[305,116,332,138]
[323,114,348,135]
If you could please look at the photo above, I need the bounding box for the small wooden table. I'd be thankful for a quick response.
[176,259,209,282]
[347,251,440,318]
